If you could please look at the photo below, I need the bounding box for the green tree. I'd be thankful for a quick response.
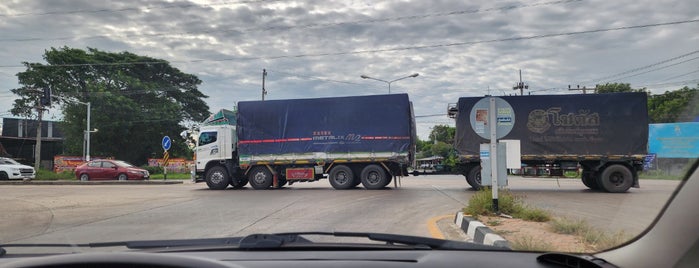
[431,141,452,158]
[429,125,455,144]
[10,47,209,165]
[647,86,698,123]
[595,82,647,93]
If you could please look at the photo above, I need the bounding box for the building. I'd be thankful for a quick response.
[0,118,64,168]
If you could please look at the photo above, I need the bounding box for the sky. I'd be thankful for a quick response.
[0,0,697,140]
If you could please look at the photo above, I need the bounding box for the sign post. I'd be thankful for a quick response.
[469,96,515,214]
[162,136,171,180]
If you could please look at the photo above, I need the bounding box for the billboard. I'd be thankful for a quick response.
[648,122,699,158]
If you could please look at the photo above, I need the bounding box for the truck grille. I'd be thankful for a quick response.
[20,168,34,175]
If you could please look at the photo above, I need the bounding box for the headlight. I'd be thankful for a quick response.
[128,170,141,174]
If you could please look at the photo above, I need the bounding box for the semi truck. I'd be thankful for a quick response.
[191,94,416,190]
[448,92,649,193]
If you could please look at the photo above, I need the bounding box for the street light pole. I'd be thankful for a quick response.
[360,73,419,94]
[52,94,94,161]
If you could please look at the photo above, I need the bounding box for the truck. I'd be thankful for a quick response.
[448,92,649,193]
[191,94,416,190]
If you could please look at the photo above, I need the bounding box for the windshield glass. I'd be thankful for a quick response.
[0,0,696,256]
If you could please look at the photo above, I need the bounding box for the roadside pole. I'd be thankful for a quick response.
[489,97,499,213]
[162,136,171,180]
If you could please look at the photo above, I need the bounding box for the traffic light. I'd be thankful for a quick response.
[40,87,51,106]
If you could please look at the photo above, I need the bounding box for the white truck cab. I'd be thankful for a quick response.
[193,125,237,182]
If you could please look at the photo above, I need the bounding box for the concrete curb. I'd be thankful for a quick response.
[0,180,183,185]
[454,211,509,248]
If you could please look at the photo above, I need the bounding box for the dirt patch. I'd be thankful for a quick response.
[478,215,594,252]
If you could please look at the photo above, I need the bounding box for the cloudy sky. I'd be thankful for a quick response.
[0,0,697,139]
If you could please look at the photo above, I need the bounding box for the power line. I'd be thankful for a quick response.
[658,69,699,82]
[607,56,699,82]
[0,18,696,69]
[582,49,699,84]
[0,0,583,43]
[0,0,285,17]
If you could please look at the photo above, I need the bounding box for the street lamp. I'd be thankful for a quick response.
[360,73,419,94]
[52,95,93,161]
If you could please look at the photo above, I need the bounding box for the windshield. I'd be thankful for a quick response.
[0,0,697,256]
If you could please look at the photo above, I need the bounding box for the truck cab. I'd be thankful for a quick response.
[193,125,238,183]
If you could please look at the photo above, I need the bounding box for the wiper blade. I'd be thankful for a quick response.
[0,231,507,255]
[271,231,509,251]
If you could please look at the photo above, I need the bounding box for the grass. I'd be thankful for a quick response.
[463,188,551,222]
[638,170,682,180]
[149,173,191,180]
[35,169,76,180]
[509,235,555,252]
[550,217,632,250]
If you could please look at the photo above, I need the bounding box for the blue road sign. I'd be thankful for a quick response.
[162,136,172,151]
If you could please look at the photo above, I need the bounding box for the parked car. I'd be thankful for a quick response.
[0,157,35,180]
[74,160,149,181]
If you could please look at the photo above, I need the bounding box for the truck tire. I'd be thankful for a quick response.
[581,171,600,190]
[329,165,355,189]
[360,164,388,190]
[248,166,274,190]
[597,164,633,193]
[466,166,482,190]
[205,166,230,190]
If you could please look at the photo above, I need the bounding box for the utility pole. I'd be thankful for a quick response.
[262,69,267,101]
[33,87,50,170]
[568,85,592,94]
[513,69,528,96]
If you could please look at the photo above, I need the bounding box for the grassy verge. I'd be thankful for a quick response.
[509,235,555,252]
[149,173,191,180]
[463,188,551,222]
[638,170,682,180]
[35,169,76,180]
[550,217,632,251]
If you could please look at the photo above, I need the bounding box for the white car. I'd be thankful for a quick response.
[0,157,36,180]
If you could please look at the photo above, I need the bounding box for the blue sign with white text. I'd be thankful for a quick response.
[162,136,172,151]
[648,123,699,158]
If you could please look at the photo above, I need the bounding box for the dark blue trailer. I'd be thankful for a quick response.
[450,92,649,193]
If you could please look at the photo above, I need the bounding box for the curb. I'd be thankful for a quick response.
[454,211,509,248]
[0,180,184,185]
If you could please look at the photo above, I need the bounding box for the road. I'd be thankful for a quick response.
[0,175,680,250]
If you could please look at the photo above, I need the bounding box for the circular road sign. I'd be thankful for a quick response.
[469,97,515,140]
[162,136,172,151]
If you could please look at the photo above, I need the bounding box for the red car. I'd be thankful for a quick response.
[75,160,150,181]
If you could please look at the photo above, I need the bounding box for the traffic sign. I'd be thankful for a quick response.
[469,97,515,140]
[162,136,171,151]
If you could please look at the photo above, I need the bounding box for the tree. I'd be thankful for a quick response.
[429,125,455,144]
[647,86,698,123]
[595,82,647,93]
[11,47,210,165]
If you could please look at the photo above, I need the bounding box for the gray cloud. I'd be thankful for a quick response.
[1,0,697,139]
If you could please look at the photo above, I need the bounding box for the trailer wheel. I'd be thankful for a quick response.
[361,164,388,190]
[597,164,633,193]
[467,166,482,190]
[205,166,230,190]
[329,165,355,190]
[581,170,600,190]
[248,166,273,190]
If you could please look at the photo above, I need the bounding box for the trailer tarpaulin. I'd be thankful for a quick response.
[237,94,414,158]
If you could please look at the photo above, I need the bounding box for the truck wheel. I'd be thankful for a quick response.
[360,164,388,190]
[205,166,230,190]
[329,165,355,189]
[597,164,633,193]
[248,166,273,190]
[581,171,600,190]
[466,166,483,190]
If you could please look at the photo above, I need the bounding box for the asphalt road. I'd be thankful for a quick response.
[0,175,680,250]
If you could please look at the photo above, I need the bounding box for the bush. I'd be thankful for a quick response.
[142,165,164,175]
[463,188,551,222]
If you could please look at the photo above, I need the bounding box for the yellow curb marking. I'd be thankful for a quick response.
[427,214,454,239]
